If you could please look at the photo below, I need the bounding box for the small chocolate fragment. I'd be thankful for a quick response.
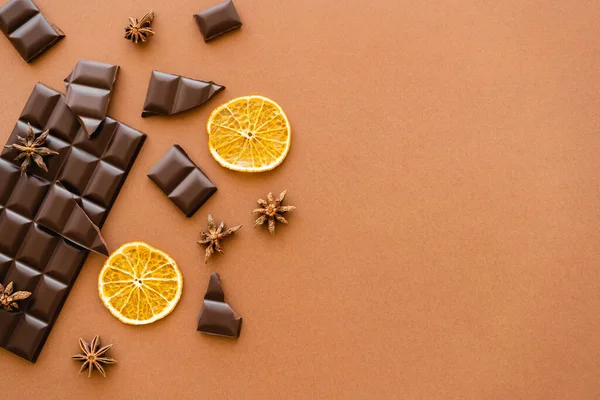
[36,182,109,256]
[193,0,242,42]
[64,60,120,137]
[141,71,224,117]
[0,0,64,62]
[197,273,242,338]
[147,145,217,217]
[0,82,146,363]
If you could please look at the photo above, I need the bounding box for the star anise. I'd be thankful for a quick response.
[198,213,242,264]
[0,282,31,311]
[4,123,59,176]
[254,190,296,235]
[72,335,117,378]
[124,10,155,43]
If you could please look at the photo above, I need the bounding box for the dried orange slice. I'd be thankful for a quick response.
[207,96,291,172]
[98,242,183,325]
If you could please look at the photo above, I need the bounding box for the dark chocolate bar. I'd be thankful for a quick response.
[0,0,64,62]
[0,83,146,362]
[197,273,242,338]
[141,71,224,117]
[193,0,242,42]
[147,145,217,218]
[64,60,120,137]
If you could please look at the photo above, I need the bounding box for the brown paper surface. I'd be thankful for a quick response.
[1,0,599,398]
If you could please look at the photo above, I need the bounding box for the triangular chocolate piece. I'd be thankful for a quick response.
[205,273,225,302]
[142,71,224,117]
[197,273,242,338]
[35,182,109,256]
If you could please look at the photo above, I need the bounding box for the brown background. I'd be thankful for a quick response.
[0,0,599,398]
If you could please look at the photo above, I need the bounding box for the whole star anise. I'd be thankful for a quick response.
[254,190,296,235]
[72,335,117,378]
[0,282,31,311]
[198,213,242,264]
[4,123,59,176]
[124,10,155,44]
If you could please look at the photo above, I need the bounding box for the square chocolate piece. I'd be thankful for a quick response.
[0,0,64,62]
[193,0,242,42]
[147,145,217,217]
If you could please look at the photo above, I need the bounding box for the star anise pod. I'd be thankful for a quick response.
[0,282,31,311]
[254,190,296,235]
[198,213,242,264]
[72,335,117,378]
[124,10,155,44]
[4,123,59,176]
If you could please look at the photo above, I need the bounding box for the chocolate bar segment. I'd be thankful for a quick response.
[36,182,108,256]
[197,273,242,338]
[64,60,120,137]
[141,71,224,117]
[193,0,242,42]
[0,0,64,62]
[0,83,146,362]
[147,145,217,217]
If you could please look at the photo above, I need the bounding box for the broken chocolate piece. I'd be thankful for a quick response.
[147,145,217,217]
[0,0,64,62]
[141,71,224,117]
[197,273,242,338]
[0,82,146,363]
[36,182,108,256]
[64,60,120,137]
[193,0,242,42]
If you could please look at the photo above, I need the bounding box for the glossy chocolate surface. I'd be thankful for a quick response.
[193,0,242,42]
[0,0,64,62]
[197,273,242,338]
[0,83,145,362]
[147,145,217,217]
[141,71,224,117]
[36,182,108,256]
[64,60,120,137]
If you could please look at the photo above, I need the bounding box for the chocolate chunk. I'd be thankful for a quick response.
[0,82,146,362]
[193,0,242,42]
[197,273,242,338]
[0,0,64,62]
[64,60,120,137]
[36,182,108,256]
[147,145,217,218]
[141,71,224,117]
